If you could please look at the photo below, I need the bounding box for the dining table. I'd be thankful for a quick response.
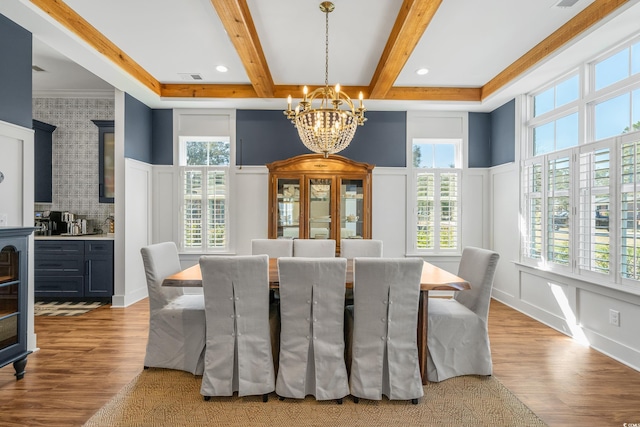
[163,258,470,385]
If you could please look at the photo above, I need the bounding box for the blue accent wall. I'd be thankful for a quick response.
[490,99,515,166]
[236,110,406,167]
[468,113,491,168]
[468,99,516,168]
[152,109,173,165]
[124,93,153,163]
[0,14,32,128]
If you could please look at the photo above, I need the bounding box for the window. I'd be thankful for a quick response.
[180,137,230,252]
[532,112,579,156]
[412,139,461,253]
[522,34,640,289]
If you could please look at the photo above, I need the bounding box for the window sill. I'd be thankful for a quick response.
[514,260,640,299]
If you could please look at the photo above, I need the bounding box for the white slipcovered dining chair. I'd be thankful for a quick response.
[348,258,424,403]
[140,242,205,375]
[251,238,293,370]
[340,239,383,258]
[251,238,293,258]
[426,246,500,382]
[292,239,336,257]
[199,255,275,401]
[276,257,349,403]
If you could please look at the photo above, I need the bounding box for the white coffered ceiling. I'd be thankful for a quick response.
[2,0,640,112]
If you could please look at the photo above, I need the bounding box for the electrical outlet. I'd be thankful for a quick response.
[609,309,620,326]
[0,213,7,226]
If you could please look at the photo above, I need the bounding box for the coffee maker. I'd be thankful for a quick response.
[45,211,67,235]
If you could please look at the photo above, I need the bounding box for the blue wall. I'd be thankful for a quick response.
[0,13,32,128]
[236,110,406,167]
[468,113,491,168]
[491,99,515,166]
[124,93,153,163]
[152,109,173,165]
[468,99,516,168]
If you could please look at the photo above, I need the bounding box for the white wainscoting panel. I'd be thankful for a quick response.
[116,158,152,307]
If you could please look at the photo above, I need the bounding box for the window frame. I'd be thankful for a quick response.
[521,33,640,293]
[409,138,462,255]
[178,136,231,253]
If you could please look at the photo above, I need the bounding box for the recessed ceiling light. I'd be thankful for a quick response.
[216,65,228,73]
[416,68,429,76]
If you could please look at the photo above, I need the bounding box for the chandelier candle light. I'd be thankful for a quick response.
[284,1,367,158]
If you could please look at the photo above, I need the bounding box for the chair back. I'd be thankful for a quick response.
[251,238,293,258]
[340,239,383,258]
[454,246,500,321]
[293,239,336,257]
[276,257,349,400]
[350,257,424,401]
[198,254,275,397]
[140,242,184,310]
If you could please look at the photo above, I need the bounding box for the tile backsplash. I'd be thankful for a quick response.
[33,97,115,233]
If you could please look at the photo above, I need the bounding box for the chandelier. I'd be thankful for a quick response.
[284,1,366,158]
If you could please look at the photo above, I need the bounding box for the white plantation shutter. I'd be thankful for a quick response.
[206,170,227,248]
[547,156,571,266]
[183,169,203,249]
[620,140,640,280]
[523,161,543,260]
[578,146,611,275]
[182,167,228,251]
[415,170,460,252]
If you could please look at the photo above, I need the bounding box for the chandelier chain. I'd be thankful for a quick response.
[325,7,329,88]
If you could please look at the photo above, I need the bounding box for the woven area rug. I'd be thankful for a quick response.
[83,369,546,427]
[34,301,107,316]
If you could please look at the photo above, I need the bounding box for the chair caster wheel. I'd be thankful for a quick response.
[411,398,418,405]
[263,394,269,402]
[336,398,343,404]
[278,396,285,401]
[203,396,211,401]
[353,396,359,404]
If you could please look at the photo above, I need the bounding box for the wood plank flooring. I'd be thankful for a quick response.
[0,298,638,426]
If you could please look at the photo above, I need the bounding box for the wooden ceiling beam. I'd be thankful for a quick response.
[368,0,442,100]
[30,0,161,95]
[386,87,482,102]
[209,0,274,98]
[161,84,481,102]
[481,0,630,100]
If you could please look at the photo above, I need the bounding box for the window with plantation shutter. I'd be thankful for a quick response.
[411,138,461,254]
[521,34,640,289]
[578,146,611,276]
[180,136,230,252]
[620,139,640,280]
[547,156,571,267]
[523,161,543,260]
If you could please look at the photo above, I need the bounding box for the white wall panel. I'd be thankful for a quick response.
[579,289,640,351]
[152,166,176,245]
[118,158,152,307]
[234,167,269,256]
[490,163,520,299]
[372,170,406,258]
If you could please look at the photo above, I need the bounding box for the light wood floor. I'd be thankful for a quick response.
[0,299,639,426]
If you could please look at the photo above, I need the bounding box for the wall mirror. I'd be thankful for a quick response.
[92,120,115,203]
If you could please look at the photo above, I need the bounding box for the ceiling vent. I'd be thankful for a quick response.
[32,65,46,72]
[178,73,203,81]
[555,0,580,7]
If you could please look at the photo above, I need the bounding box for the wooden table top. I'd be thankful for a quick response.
[163,258,470,292]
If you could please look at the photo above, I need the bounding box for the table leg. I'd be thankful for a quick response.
[417,290,429,385]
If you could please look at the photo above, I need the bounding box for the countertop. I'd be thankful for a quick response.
[35,234,115,240]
